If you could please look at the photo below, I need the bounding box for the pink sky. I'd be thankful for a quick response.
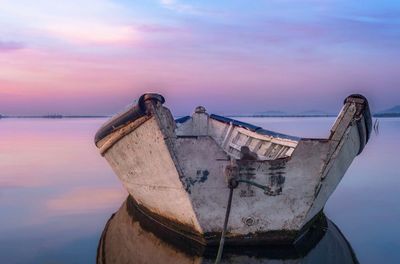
[1,0,399,115]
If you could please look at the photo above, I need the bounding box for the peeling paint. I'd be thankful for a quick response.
[184,169,210,193]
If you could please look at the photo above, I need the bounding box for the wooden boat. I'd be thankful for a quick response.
[94,93,371,245]
[97,196,359,264]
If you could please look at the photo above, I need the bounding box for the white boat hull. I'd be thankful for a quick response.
[95,94,371,245]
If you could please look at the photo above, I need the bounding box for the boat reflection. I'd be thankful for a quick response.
[97,196,359,264]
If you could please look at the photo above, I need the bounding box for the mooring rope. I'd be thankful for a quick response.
[214,187,234,264]
[215,159,268,263]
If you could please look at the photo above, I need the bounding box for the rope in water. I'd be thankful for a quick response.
[214,187,234,264]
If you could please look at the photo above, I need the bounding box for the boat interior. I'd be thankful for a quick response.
[95,94,370,161]
[174,107,300,161]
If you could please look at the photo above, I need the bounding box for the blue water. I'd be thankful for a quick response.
[0,117,398,263]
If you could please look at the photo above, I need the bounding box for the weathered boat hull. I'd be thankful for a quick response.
[95,93,371,245]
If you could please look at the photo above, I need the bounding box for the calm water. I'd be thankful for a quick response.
[0,117,399,263]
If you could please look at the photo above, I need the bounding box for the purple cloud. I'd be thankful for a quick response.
[136,24,186,34]
[0,40,24,52]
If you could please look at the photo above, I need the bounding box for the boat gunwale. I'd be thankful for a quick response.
[95,93,372,164]
[94,93,165,145]
[95,93,371,151]
[98,115,152,155]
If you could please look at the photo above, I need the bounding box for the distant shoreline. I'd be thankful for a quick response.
[0,114,399,119]
[0,115,110,119]
[227,113,400,118]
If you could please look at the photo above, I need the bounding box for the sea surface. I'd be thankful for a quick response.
[0,117,399,263]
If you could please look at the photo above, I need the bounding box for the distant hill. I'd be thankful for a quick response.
[251,105,400,118]
[253,109,335,117]
[375,105,400,117]
[377,105,400,114]
[253,110,288,117]
[297,110,335,117]
[0,115,109,119]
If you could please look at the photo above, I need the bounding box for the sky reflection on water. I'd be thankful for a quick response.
[0,118,126,263]
[0,117,399,263]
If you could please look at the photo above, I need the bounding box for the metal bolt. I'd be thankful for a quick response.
[244,217,255,226]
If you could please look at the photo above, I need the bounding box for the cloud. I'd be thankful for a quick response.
[136,24,185,34]
[160,0,175,4]
[159,0,203,14]
[0,0,399,115]
[0,41,24,52]
[0,0,139,45]
[44,23,139,45]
